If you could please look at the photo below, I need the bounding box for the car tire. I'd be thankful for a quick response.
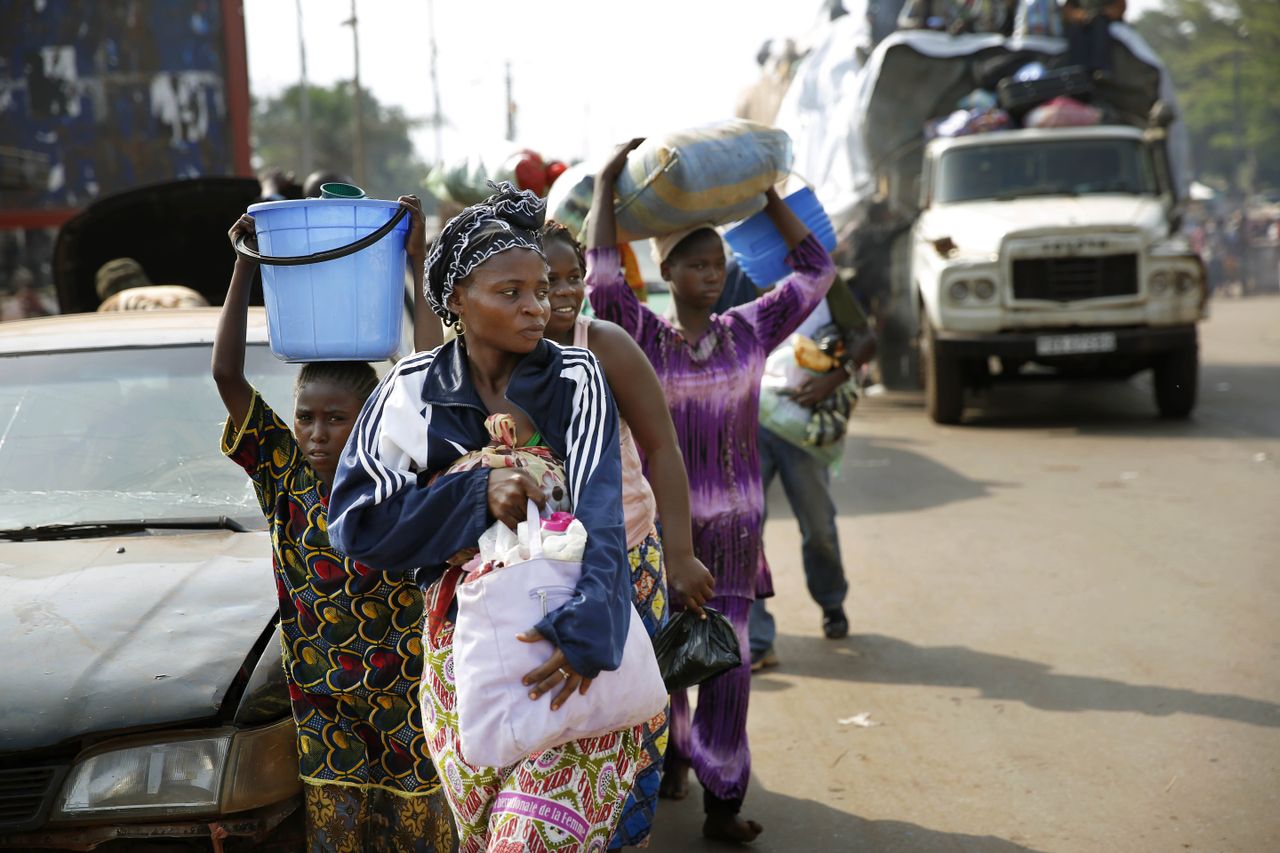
[923,319,964,425]
[1153,344,1198,419]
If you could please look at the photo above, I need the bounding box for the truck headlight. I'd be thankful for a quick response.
[1175,271,1197,294]
[51,721,298,821]
[1150,271,1171,294]
[947,280,971,303]
[971,278,996,301]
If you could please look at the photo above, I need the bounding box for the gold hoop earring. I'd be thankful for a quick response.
[452,319,466,336]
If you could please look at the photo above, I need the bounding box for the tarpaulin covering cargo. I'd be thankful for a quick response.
[774,25,1190,230]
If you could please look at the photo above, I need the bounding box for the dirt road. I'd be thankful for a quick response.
[650,296,1280,852]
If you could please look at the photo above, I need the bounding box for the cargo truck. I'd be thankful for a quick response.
[779,26,1205,423]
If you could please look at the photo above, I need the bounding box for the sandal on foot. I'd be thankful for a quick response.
[822,607,849,640]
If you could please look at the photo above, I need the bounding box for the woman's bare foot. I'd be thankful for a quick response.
[659,763,689,800]
[702,812,763,843]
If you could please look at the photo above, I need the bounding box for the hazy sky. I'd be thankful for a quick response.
[244,0,828,168]
[243,0,1167,170]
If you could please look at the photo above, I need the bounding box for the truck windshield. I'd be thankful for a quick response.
[935,138,1159,204]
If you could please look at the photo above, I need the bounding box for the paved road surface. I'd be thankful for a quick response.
[650,295,1280,852]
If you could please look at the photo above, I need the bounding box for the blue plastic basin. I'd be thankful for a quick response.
[723,187,837,287]
[247,198,407,362]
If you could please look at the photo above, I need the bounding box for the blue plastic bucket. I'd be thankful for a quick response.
[723,188,837,287]
[247,198,407,362]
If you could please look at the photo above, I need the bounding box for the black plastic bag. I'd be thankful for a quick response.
[652,608,742,693]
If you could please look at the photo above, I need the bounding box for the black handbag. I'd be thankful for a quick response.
[652,608,743,692]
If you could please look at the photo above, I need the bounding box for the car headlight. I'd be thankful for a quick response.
[1150,271,1171,294]
[947,280,971,303]
[57,734,229,818]
[1175,271,1197,294]
[971,278,996,301]
[51,720,298,821]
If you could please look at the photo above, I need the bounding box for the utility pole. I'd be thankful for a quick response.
[426,0,445,165]
[295,0,313,175]
[342,0,367,187]
[505,60,515,142]
[1232,40,1249,289]
[1233,48,1243,195]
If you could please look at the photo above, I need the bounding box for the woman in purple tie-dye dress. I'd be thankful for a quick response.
[584,140,835,844]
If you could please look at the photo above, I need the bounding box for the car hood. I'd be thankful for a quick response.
[922,195,1169,256]
[0,530,276,753]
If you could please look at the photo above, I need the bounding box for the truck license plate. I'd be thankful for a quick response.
[1035,332,1117,356]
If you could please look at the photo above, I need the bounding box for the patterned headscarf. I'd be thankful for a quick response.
[425,182,546,324]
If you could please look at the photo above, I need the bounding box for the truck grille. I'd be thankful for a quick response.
[1012,253,1138,302]
[0,765,65,832]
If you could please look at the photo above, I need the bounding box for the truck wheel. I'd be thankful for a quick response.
[1153,345,1198,419]
[923,321,964,425]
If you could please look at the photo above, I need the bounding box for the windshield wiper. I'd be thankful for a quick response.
[0,516,252,542]
[992,187,1080,202]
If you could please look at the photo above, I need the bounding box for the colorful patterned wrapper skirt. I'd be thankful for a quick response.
[421,620,652,852]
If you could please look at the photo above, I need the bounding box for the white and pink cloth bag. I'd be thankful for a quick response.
[452,500,667,768]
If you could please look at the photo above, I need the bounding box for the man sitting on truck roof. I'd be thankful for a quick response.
[1064,0,1127,77]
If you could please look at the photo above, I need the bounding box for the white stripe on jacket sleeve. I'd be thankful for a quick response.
[352,352,435,506]
[560,348,610,506]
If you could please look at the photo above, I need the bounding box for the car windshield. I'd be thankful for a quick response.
[935,138,1159,204]
[0,344,298,531]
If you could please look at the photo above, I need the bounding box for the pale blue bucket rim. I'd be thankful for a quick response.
[247,197,401,215]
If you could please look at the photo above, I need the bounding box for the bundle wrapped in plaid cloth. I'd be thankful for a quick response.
[759,329,859,467]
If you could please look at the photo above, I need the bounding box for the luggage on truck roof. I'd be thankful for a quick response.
[775,24,1189,229]
[997,65,1094,116]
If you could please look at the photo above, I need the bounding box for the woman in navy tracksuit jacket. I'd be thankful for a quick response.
[327,183,645,850]
[327,333,630,677]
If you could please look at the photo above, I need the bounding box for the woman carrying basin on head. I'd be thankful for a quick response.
[212,195,456,852]
[327,182,647,852]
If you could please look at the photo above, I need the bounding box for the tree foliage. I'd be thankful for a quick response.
[1134,0,1280,193]
[251,83,431,202]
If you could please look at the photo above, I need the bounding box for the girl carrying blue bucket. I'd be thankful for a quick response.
[213,195,456,852]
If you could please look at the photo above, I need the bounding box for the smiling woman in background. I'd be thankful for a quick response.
[539,218,716,849]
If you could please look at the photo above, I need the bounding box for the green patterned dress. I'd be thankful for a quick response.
[222,391,456,852]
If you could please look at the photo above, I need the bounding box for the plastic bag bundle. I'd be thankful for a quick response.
[424,150,510,206]
[924,107,1012,140]
[426,148,553,206]
[758,344,845,466]
[1014,61,1048,83]
[611,119,793,242]
[1024,96,1103,128]
[957,89,998,112]
[473,512,588,578]
[652,608,743,692]
[545,162,595,241]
